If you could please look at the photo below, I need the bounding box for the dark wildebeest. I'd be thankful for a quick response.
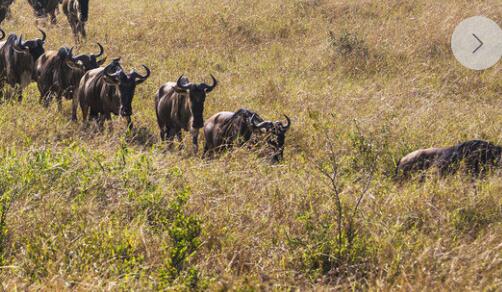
[35,43,106,109]
[395,140,502,179]
[155,74,217,154]
[62,0,89,43]
[0,0,14,24]
[203,109,291,162]
[73,58,150,129]
[0,30,46,101]
[27,0,61,24]
[0,28,6,48]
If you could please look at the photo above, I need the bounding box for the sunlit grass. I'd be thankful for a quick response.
[0,0,501,289]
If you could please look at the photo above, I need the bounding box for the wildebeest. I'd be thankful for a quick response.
[395,140,502,179]
[0,29,46,101]
[0,28,6,47]
[62,0,89,42]
[35,42,106,109]
[155,74,217,154]
[27,0,61,24]
[72,58,150,129]
[203,108,291,162]
[0,0,14,24]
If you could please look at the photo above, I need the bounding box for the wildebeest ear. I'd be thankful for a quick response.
[97,57,107,66]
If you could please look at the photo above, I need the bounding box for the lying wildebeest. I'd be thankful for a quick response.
[0,0,14,24]
[27,0,61,24]
[155,74,217,154]
[73,58,150,129]
[62,0,89,42]
[396,140,502,179]
[0,30,46,101]
[35,43,106,109]
[203,108,291,162]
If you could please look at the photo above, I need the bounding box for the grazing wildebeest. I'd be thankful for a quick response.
[62,0,89,42]
[203,108,291,162]
[27,0,61,24]
[0,30,46,101]
[35,42,106,109]
[73,58,150,129]
[0,0,14,24]
[155,74,217,154]
[395,140,502,179]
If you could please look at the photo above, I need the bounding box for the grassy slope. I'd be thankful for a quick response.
[0,0,501,290]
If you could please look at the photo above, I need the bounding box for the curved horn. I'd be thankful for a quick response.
[176,75,190,90]
[93,42,104,58]
[251,115,268,129]
[68,46,79,63]
[38,29,46,42]
[202,74,217,92]
[14,34,26,50]
[0,29,5,41]
[132,65,150,81]
[281,114,291,130]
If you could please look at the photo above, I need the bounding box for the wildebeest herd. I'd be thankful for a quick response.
[1,0,88,42]
[0,1,500,180]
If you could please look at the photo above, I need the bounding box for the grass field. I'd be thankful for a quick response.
[0,0,501,290]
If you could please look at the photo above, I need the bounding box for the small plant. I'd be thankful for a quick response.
[328,31,368,59]
[0,192,9,266]
[158,188,205,290]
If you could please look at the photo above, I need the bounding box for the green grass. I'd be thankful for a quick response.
[0,0,501,289]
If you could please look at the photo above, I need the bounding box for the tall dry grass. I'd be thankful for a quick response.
[0,0,500,290]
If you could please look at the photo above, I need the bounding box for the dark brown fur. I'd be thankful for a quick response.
[396,140,502,179]
[62,0,86,43]
[34,44,105,109]
[72,59,149,129]
[0,31,46,101]
[155,75,217,154]
[203,109,291,162]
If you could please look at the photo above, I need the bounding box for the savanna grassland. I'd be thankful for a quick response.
[0,0,501,290]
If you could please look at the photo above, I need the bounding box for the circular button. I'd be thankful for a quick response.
[451,16,502,70]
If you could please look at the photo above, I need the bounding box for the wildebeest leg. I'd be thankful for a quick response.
[202,144,214,160]
[56,94,63,112]
[71,94,80,121]
[190,128,200,154]
[165,128,176,149]
[177,132,184,150]
[15,85,23,102]
[125,116,133,131]
[80,104,90,125]
[98,113,111,131]
[79,21,87,40]
[159,128,166,141]
[69,19,79,43]
[41,88,54,107]
[49,10,57,24]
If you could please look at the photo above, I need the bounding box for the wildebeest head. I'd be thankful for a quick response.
[252,114,291,162]
[13,29,46,61]
[174,74,217,129]
[65,43,106,71]
[104,61,150,117]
